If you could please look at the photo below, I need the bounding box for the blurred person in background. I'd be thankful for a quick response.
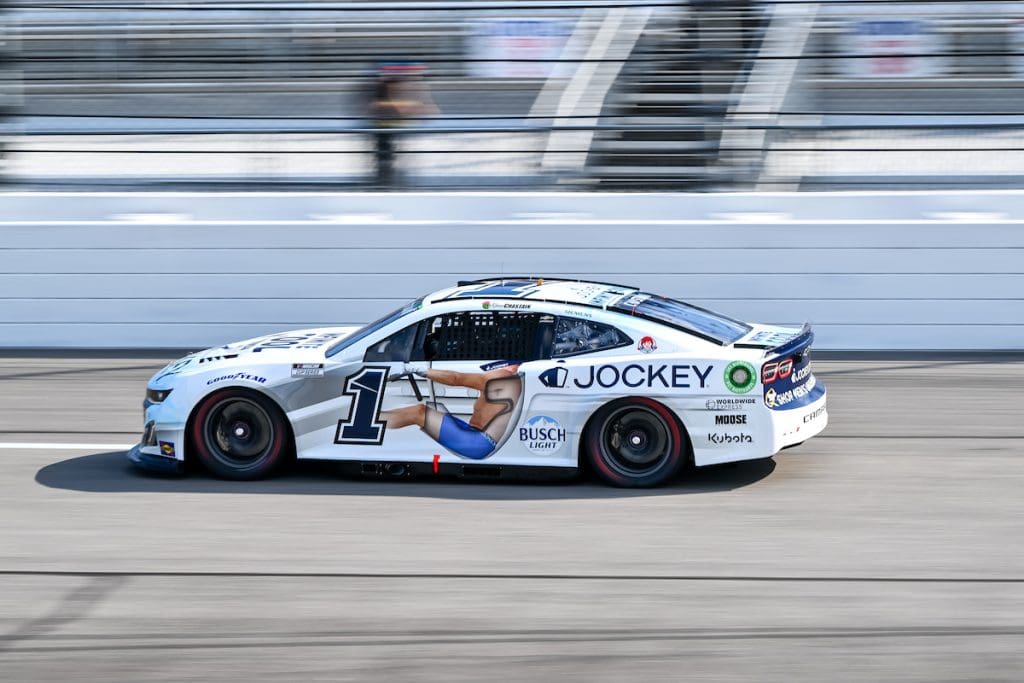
[0,1,12,183]
[366,63,439,187]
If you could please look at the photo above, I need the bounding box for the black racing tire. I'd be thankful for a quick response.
[584,397,688,488]
[190,388,289,480]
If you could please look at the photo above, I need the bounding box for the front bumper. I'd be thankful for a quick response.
[127,444,186,474]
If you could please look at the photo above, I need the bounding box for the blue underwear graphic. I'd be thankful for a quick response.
[437,414,498,460]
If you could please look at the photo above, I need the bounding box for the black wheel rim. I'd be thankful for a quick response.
[203,397,274,471]
[598,405,672,477]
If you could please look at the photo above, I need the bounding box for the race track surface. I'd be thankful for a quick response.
[1,357,1022,681]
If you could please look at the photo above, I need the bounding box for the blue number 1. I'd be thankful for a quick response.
[334,366,389,445]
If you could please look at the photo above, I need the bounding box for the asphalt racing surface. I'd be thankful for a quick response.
[1,356,1023,681]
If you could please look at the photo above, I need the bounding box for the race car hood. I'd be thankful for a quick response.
[733,323,807,351]
[150,326,360,385]
[212,326,360,359]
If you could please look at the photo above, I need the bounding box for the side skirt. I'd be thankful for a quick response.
[329,460,580,483]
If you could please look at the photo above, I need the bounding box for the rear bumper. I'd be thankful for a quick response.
[127,444,185,474]
[773,386,828,451]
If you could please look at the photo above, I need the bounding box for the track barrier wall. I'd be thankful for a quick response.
[1,191,1022,350]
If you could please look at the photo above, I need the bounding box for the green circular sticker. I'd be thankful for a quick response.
[724,361,756,394]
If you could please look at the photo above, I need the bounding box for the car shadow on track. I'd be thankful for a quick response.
[35,451,776,500]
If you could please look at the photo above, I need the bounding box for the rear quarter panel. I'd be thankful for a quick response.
[522,352,774,468]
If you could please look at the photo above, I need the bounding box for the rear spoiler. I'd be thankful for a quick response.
[766,323,813,359]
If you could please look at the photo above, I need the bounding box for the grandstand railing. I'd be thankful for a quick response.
[3,0,1024,190]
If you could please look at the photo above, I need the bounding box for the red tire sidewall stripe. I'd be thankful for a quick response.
[587,397,684,484]
[635,397,683,461]
[191,388,284,467]
[190,392,220,463]
[587,427,617,480]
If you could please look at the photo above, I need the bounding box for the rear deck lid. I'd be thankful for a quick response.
[733,323,808,353]
[756,324,821,410]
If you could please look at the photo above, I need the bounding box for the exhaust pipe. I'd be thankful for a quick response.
[385,463,407,477]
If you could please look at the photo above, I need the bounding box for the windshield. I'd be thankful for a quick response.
[611,293,751,345]
[325,298,422,358]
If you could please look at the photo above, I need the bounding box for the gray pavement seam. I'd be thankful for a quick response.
[0,575,126,652]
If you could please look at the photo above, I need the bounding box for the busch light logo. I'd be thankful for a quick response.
[539,366,568,388]
[519,415,566,455]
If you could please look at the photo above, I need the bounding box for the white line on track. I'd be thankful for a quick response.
[0,442,131,450]
[5,218,1024,226]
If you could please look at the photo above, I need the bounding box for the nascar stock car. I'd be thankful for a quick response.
[130,277,827,488]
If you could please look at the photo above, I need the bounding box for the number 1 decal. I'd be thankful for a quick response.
[334,366,389,445]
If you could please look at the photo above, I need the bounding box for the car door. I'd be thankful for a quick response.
[418,308,544,402]
[409,310,549,462]
[318,309,550,464]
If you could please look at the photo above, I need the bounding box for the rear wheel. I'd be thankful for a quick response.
[584,397,687,488]
[190,389,288,480]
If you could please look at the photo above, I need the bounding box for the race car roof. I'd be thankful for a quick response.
[430,277,639,309]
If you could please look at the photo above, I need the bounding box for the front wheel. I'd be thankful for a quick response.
[584,397,687,488]
[190,389,289,480]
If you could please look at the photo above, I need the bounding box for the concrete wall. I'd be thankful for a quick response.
[1,191,1022,350]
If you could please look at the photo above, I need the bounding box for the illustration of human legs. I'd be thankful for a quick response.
[381,403,445,439]
[381,403,494,459]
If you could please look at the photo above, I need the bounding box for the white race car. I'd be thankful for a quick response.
[130,277,827,487]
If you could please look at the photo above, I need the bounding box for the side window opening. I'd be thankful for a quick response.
[363,321,420,362]
[418,311,545,362]
[551,316,632,358]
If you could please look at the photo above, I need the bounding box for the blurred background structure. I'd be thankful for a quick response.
[1,0,1023,189]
